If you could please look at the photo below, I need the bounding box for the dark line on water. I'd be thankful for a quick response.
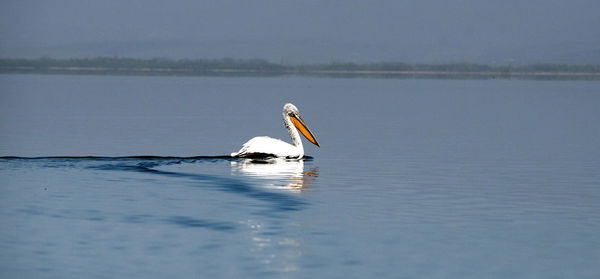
[0,155,235,160]
[165,216,237,231]
[0,155,313,160]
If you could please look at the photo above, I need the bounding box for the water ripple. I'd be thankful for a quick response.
[165,216,237,231]
[2,156,308,213]
[86,159,308,212]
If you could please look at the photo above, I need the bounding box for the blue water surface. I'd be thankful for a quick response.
[1,74,599,278]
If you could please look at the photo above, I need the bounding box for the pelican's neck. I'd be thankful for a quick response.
[283,113,304,156]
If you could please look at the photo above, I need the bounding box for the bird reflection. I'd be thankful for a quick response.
[231,158,317,272]
[230,158,318,192]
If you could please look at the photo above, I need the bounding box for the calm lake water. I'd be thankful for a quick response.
[1,74,599,278]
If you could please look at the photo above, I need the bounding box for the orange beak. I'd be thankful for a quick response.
[290,114,320,147]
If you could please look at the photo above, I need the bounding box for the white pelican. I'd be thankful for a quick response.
[231,103,320,159]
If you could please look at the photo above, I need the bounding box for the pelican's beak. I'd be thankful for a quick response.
[290,114,320,147]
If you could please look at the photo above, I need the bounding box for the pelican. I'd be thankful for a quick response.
[231,103,320,159]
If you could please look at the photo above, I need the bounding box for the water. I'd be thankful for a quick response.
[1,74,599,278]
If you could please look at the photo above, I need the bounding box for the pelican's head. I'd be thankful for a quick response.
[284,103,320,147]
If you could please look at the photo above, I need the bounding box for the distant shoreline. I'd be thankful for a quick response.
[1,57,599,80]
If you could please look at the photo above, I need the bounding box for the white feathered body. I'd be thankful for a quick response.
[230,136,303,158]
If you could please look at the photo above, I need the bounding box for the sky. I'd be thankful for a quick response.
[1,0,599,64]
